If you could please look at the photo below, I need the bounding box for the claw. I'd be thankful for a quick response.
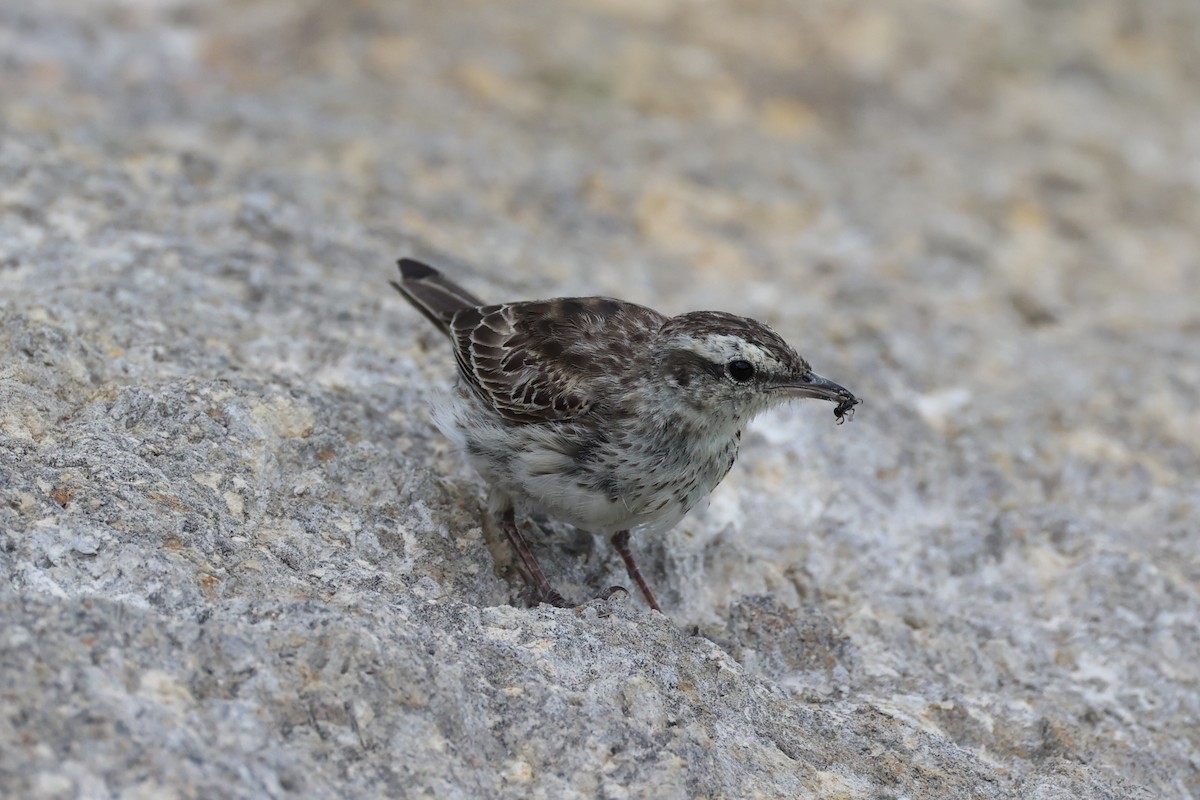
[599,585,629,603]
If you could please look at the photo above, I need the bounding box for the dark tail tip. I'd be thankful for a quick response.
[391,257,485,336]
[397,258,438,281]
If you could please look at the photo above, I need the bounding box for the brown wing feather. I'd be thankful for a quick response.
[451,297,665,423]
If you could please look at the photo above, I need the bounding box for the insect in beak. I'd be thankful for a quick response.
[777,372,860,423]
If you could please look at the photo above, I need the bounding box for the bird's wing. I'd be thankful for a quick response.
[450,297,665,423]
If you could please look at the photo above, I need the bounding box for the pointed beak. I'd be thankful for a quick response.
[782,371,853,402]
[777,371,861,422]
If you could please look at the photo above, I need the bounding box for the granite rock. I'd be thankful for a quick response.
[2,0,1197,797]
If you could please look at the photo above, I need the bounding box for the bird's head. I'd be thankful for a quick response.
[653,311,858,434]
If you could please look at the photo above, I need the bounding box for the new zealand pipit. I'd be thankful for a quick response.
[392,258,859,611]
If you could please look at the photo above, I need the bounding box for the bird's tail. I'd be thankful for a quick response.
[390,258,485,337]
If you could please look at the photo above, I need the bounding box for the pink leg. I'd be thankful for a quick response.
[611,530,662,612]
[497,509,568,607]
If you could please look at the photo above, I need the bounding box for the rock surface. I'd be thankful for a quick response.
[2,0,1197,797]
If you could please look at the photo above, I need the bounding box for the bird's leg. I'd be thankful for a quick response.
[496,508,568,607]
[611,530,662,612]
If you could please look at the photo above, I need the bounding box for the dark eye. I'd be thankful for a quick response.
[727,359,755,382]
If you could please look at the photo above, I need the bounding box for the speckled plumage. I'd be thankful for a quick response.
[392,258,859,610]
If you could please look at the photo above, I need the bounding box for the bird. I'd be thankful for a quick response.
[390,257,859,611]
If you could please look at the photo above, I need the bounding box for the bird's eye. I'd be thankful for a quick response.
[727,359,755,382]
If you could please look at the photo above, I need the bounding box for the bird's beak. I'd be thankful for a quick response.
[777,371,861,422]
[780,371,855,403]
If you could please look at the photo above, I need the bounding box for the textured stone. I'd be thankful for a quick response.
[2,0,1197,797]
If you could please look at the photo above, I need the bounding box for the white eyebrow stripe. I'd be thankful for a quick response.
[686,334,773,365]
